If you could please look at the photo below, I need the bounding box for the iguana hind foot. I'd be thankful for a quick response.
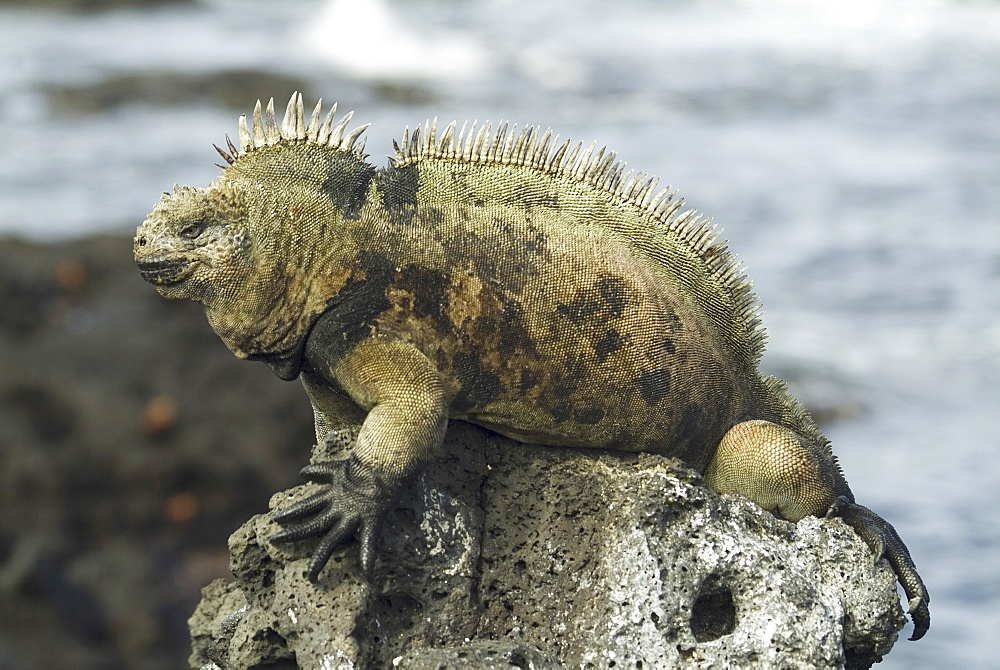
[834,499,930,641]
[704,419,840,523]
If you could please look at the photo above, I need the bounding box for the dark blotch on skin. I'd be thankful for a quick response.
[393,264,451,333]
[677,403,705,440]
[443,227,508,287]
[376,164,420,225]
[556,296,601,325]
[575,406,605,424]
[522,230,548,256]
[321,153,376,220]
[501,299,524,324]
[673,402,713,467]
[636,368,672,405]
[595,329,623,363]
[467,291,537,359]
[421,207,445,225]
[451,350,502,412]
[552,354,588,399]
[495,299,531,356]
[550,403,572,423]
[519,368,539,391]
[556,274,632,325]
[304,252,394,367]
[596,275,629,319]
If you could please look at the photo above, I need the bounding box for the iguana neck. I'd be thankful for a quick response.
[206,144,377,366]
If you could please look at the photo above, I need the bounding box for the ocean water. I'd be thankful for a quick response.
[2,0,998,666]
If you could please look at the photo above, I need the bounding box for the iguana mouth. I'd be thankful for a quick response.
[137,256,196,286]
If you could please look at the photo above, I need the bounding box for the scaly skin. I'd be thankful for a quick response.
[134,94,929,640]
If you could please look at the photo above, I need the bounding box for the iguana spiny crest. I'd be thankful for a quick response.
[135,93,929,641]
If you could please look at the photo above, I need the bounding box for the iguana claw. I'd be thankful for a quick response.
[270,457,391,582]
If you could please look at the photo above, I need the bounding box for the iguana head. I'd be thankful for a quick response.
[134,93,373,368]
[134,184,248,301]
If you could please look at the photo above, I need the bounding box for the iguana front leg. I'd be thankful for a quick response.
[271,335,448,581]
[705,419,930,640]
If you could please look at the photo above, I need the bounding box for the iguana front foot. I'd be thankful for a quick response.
[833,499,930,641]
[270,457,393,582]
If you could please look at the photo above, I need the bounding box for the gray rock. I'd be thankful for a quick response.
[189,422,904,670]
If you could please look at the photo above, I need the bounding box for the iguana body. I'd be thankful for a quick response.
[134,94,929,640]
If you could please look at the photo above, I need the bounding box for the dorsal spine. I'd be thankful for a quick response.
[213,92,370,167]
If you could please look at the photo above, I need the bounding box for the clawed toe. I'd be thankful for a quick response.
[272,489,330,523]
[305,517,358,582]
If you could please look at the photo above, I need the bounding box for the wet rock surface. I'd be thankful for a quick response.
[192,424,904,670]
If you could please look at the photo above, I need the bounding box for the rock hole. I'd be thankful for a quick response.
[690,577,736,642]
[375,592,423,631]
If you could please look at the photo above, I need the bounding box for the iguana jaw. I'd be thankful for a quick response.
[136,255,198,287]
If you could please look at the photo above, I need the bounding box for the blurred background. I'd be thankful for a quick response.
[1,0,997,667]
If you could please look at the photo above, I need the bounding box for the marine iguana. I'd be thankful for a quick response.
[134,93,929,640]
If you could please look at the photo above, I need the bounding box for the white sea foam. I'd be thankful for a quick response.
[298,0,490,81]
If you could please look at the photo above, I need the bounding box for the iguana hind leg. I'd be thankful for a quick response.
[705,419,930,640]
[705,419,838,522]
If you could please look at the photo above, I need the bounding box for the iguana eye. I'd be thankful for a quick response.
[179,221,206,239]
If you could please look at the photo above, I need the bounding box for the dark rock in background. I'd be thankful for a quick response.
[44,70,313,116]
